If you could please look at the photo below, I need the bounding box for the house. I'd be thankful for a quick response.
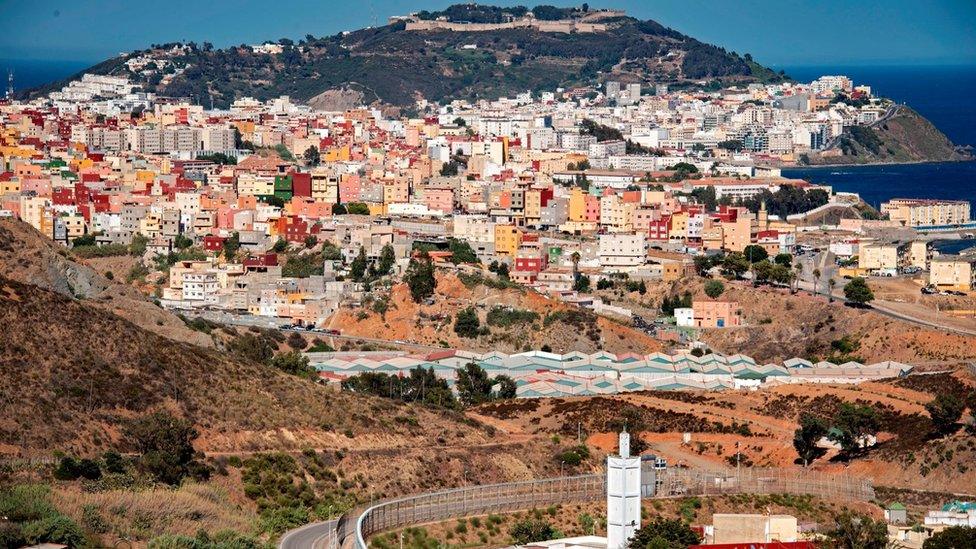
[691,300,741,328]
[885,502,908,525]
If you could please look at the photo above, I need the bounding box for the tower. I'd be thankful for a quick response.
[758,200,769,230]
[606,430,641,549]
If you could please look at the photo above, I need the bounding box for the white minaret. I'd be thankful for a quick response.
[607,430,641,549]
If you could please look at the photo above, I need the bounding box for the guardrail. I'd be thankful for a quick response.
[347,467,873,549]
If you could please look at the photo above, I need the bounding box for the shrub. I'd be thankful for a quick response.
[510,519,556,544]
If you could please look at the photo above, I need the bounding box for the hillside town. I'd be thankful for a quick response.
[2,4,976,549]
[12,66,976,377]
[2,70,973,337]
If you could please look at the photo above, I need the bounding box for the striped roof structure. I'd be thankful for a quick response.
[305,350,914,398]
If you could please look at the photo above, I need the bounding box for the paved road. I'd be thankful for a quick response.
[279,519,338,549]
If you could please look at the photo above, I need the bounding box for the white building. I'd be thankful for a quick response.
[598,234,647,269]
[606,431,640,549]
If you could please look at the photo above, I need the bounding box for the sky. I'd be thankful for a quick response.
[1,0,974,67]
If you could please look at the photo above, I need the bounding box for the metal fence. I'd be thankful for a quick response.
[331,468,873,549]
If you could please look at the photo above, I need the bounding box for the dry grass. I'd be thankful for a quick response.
[52,480,258,542]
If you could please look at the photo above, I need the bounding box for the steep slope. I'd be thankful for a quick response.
[805,106,972,165]
[21,6,784,107]
[0,275,504,456]
[0,219,211,346]
[327,271,663,354]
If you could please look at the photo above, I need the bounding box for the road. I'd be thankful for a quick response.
[279,520,339,549]
[193,310,446,352]
[793,250,976,337]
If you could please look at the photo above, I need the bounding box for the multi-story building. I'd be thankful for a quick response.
[881,198,971,227]
[929,256,976,291]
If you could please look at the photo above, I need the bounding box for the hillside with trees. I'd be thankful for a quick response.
[21,4,788,108]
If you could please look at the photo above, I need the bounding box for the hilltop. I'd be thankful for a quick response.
[21,5,786,108]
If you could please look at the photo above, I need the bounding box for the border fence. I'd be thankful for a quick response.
[301,468,874,549]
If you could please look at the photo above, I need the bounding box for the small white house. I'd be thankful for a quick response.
[675,307,694,327]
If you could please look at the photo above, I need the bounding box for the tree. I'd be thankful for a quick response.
[229,332,276,363]
[574,274,591,293]
[223,231,240,260]
[826,512,888,549]
[742,244,768,263]
[812,268,822,296]
[494,375,517,399]
[773,253,793,266]
[828,278,837,301]
[792,413,828,466]
[440,161,459,176]
[331,203,347,215]
[448,238,479,264]
[456,362,493,406]
[377,244,396,275]
[843,277,874,306]
[454,307,481,339]
[346,203,371,215]
[923,526,976,549]
[597,278,614,290]
[925,394,964,437]
[721,253,749,279]
[304,235,318,249]
[830,403,879,457]
[272,237,288,253]
[350,246,368,281]
[303,146,320,167]
[628,517,701,549]
[570,251,581,278]
[124,412,199,485]
[269,351,317,379]
[510,519,556,545]
[405,251,437,303]
[703,280,724,298]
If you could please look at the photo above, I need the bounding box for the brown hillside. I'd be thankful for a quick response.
[674,278,976,366]
[0,275,502,457]
[0,219,210,346]
[329,272,662,354]
[473,370,976,493]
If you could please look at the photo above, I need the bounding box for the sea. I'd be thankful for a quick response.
[777,65,976,209]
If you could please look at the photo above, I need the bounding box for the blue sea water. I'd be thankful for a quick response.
[0,58,92,92]
[779,65,976,209]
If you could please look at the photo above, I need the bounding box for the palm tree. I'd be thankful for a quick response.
[793,262,803,294]
[827,278,836,302]
[812,268,821,296]
[570,251,581,280]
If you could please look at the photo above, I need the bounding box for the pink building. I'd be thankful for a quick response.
[424,187,454,213]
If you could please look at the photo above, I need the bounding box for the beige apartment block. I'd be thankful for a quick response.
[711,514,798,544]
[881,198,971,227]
[858,244,898,272]
[929,255,976,291]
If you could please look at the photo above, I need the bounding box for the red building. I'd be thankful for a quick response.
[203,235,226,251]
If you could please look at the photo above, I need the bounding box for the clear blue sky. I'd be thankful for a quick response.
[1,0,974,66]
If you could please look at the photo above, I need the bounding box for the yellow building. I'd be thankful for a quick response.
[929,256,976,291]
[524,189,543,226]
[568,187,587,223]
[881,198,970,227]
[858,244,898,273]
[494,224,523,257]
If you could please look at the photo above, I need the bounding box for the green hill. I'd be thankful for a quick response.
[21,4,788,108]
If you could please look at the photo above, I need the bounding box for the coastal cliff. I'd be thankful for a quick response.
[802,105,973,166]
